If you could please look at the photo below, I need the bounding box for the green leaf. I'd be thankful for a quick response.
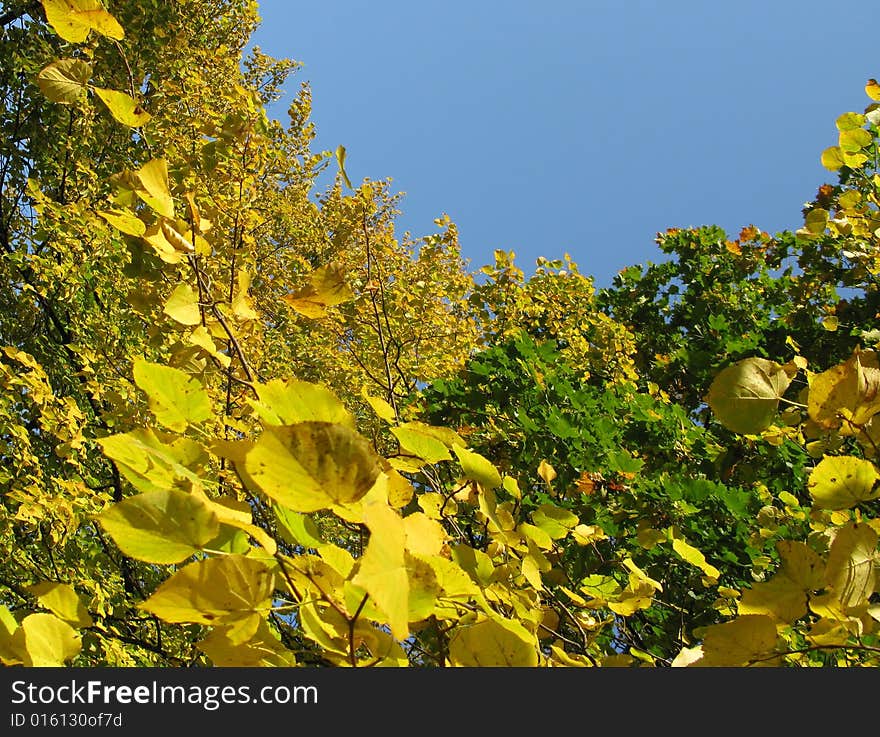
[448,616,539,666]
[140,555,275,627]
[452,444,502,489]
[807,455,880,510]
[273,505,325,548]
[35,59,91,103]
[162,283,202,326]
[706,357,792,434]
[133,359,213,432]
[41,0,124,42]
[243,422,381,512]
[27,583,93,628]
[134,159,175,219]
[96,489,220,564]
[94,87,151,127]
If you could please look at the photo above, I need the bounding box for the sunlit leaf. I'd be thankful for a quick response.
[392,422,453,463]
[10,613,81,667]
[133,359,213,432]
[448,616,538,666]
[41,0,124,42]
[98,428,203,494]
[825,522,877,608]
[249,379,354,428]
[98,208,145,236]
[737,574,806,623]
[707,357,792,434]
[27,582,93,628]
[351,502,409,639]
[244,422,381,512]
[36,59,91,103]
[283,262,354,318]
[696,614,779,667]
[163,283,201,326]
[96,488,219,564]
[867,78,880,102]
[140,555,274,627]
[135,159,175,219]
[807,455,880,510]
[453,444,502,489]
[94,87,151,127]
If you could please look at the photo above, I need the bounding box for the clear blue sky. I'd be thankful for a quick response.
[251,0,878,288]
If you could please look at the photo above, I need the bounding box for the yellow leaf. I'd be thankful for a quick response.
[453,444,502,489]
[696,614,779,666]
[392,421,453,463]
[41,0,124,42]
[706,357,792,435]
[244,422,381,512]
[12,613,81,667]
[537,459,557,486]
[27,583,93,628]
[671,645,704,667]
[231,270,259,320]
[96,488,219,564]
[405,552,442,621]
[448,616,538,666]
[403,512,448,557]
[163,283,201,326]
[825,522,877,608]
[808,350,880,431]
[777,540,826,591]
[135,159,175,219]
[191,490,277,556]
[807,455,880,510]
[98,428,203,494]
[94,87,151,127]
[133,359,213,432]
[35,58,91,103]
[737,574,807,623]
[283,262,353,318]
[249,379,355,428]
[98,208,145,236]
[867,78,880,102]
[142,222,183,263]
[531,504,579,539]
[140,555,274,626]
[572,523,607,546]
[361,387,396,423]
[198,621,296,667]
[351,502,409,640]
[670,535,721,582]
[820,145,845,171]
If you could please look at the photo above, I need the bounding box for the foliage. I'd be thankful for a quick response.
[1,0,880,668]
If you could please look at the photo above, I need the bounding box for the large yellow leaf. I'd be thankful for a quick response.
[135,159,175,219]
[98,428,203,494]
[244,422,380,512]
[133,359,213,432]
[777,540,825,591]
[198,621,297,667]
[825,522,877,608]
[35,59,91,103]
[670,532,721,582]
[94,87,151,127]
[448,616,539,666]
[706,357,792,434]
[9,613,81,667]
[140,555,274,627]
[737,574,807,624]
[27,582,93,628]
[351,502,409,640]
[403,512,448,556]
[249,379,354,427]
[696,614,779,666]
[807,455,880,510]
[98,208,146,236]
[391,422,454,463]
[807,350,880,431]
[162,283,201,326]
[96,488,219,564]
[453,444,502,489]
[283,262,354,318]
[41,0,124,42]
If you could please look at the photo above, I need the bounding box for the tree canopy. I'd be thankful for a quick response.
[2,0,880,668]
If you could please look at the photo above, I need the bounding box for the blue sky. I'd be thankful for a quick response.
[251,0,878,288]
